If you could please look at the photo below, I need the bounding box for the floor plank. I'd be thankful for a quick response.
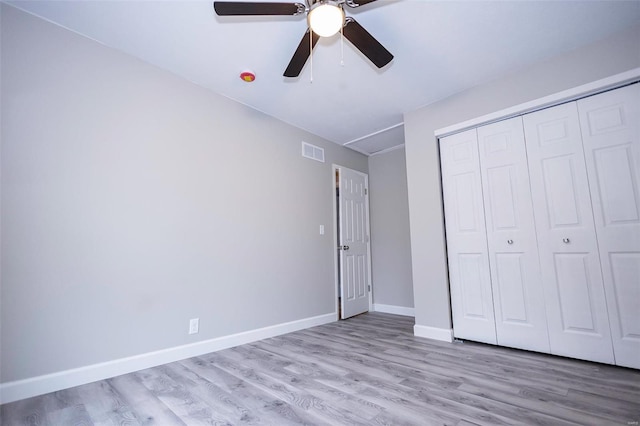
[2,312,639,425]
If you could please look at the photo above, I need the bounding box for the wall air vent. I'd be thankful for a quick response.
[302,141,325,163]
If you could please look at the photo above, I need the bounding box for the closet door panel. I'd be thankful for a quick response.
[541,156,581,226]
[578,83,640,368]
[477,117,550,352]
[493,252,528,320]
[523,102,615,364]
[554,253,600,330]
[440,129,497,344]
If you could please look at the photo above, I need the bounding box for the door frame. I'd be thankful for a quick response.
[332,164,373,319]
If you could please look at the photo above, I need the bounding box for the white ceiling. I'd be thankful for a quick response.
[7,0,640,155]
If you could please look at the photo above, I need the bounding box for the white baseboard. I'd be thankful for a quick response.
[414,324,454,343]
[372,303,415,317]
[0,312,336,404]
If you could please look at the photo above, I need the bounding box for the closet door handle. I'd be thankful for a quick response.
[507,239,514,245]
[562,238,570,244]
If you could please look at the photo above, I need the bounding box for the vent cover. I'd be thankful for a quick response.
[302,141,325,163]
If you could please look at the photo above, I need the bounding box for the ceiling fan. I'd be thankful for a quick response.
[213,0,393,77]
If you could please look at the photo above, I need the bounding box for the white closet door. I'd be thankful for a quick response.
[440,129,496,344]
[578,84,640,369]
[523,102,615,364]
[477,117,550,353]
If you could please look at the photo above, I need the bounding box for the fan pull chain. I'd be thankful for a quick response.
[310,30,313,83]
[340,24,344,66]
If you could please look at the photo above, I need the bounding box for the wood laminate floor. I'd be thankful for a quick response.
[2,312,639,425]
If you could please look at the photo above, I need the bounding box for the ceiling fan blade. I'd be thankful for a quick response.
[214,2,305,16]
[284,29,320,77]
[342,17,393,69]
[344,0,378,8]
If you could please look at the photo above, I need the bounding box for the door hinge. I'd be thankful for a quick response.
[368,285,371,292]
[364,188,368,195]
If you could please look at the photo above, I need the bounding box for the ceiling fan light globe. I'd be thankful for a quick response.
[308,2,344,37]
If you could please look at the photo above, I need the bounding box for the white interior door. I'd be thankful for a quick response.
[440,129,497,344]
[477,117,550,353]
[578,83,640,369]
[523,102,615,364]
[338,167,371,319]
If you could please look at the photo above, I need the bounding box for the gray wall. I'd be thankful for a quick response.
[0,5,367,383]
[368,147,413,309]
[405,25,640,332]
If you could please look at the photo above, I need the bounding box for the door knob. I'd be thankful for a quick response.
[338,245,350,250]
[507,239,514,245]
[563,238,570,244]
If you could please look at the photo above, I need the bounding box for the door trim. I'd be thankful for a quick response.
[332,164,373,319]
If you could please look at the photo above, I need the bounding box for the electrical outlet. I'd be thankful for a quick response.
[319,224,325,235]
[189,318,199,335]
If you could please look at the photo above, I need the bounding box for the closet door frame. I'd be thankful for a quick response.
[436,69,640,364]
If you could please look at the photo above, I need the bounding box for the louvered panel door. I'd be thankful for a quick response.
[477,117,550,353]
[523,102,615,364]
[578,84,640,369]
[440,129,496,344]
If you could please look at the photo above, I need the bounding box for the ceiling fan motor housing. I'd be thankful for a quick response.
[308,1,345,37]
